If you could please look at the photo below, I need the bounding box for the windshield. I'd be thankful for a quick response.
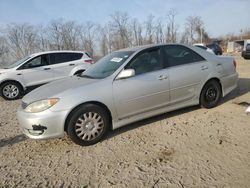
[3,55,31,69]
[81,51,134,79]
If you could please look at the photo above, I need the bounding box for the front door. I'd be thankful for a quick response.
[113,48,170,119]
[18,54,54,87]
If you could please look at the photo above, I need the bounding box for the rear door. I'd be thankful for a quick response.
[18,54,54,86]
[49,52,83,79]
[162,45,210,105]
[113,47,170,119]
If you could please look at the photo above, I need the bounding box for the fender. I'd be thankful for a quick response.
[197,70,223,98]
[0,79,25,91]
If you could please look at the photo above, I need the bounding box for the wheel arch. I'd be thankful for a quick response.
[0,79,25,91]
[199,77,222,104]
[64,101,113,132]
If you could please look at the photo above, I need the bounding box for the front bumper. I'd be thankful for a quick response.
[17,106,69,139]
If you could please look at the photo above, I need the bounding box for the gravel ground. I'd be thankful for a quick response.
[0,55,250,188]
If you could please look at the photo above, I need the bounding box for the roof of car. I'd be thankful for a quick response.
[117,43,190,53]
[30,50,86,57]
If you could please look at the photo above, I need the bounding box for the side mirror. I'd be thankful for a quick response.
[116,69,135,80]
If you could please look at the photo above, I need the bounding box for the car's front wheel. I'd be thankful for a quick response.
[67,104,109,146]
[200,80,221,109]
[0,81,22,100]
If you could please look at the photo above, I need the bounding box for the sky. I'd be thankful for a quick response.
[0,0,249,37]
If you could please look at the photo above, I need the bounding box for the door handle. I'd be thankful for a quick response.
[69,64,75,66]
[158,75,168,80]
[16,73,22,76]
[216,63,222,66]
[201,65,208,70]
[44,67,51,70]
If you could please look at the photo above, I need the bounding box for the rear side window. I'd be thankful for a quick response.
[72,53,83,60]
[163,45,205,67]
[49,53,83,64]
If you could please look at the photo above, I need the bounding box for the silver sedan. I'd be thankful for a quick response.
[17,44,238,146]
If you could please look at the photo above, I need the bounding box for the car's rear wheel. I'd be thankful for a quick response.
[67,104,109,146]
[200,80,221,109]
[0,82,22,100]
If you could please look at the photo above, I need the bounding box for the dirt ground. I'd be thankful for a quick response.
[0,55,250,188]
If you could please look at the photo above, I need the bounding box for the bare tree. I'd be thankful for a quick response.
[166,9,178,43]
[131,18,143,46]
[110,12,132,50]
[80,21,97,56]
[0,36,10,66]
[145,14,155,44]
[47,19,63,50]
[155,18,164,43]
[6,23,38,59]
[47,19,82,50]
[36,25,50,51]
[0,12,216,63]
[185,16,205,44]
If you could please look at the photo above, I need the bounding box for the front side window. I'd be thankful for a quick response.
[20,55,49,69]
[126,48,162,75]
[163,45,205,67]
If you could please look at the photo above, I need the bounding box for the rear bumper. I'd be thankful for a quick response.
[242,51,250,59]
[220,72,238,97]
[17,107,69,139]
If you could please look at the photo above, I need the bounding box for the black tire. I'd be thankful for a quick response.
[0,81,22,100]
[67,104,109,146]
[200,80,221,109]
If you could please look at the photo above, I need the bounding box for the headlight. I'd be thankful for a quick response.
[24,98,59,113]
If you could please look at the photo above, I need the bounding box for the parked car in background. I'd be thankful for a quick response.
[17,44,238,146]
[0,51,93,100]
[241,43,250,59]
[206,43,223,55]
[193,43,215,54]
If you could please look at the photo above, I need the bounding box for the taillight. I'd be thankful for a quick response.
[233,59,237,68]
[84,59,93,64]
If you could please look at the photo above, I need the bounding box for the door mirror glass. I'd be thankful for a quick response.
[116,69,135,79]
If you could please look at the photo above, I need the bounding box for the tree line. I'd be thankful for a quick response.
[0,10,249,65]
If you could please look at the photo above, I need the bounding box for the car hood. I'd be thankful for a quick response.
[0,68,14,74]
[22,76,99,104]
